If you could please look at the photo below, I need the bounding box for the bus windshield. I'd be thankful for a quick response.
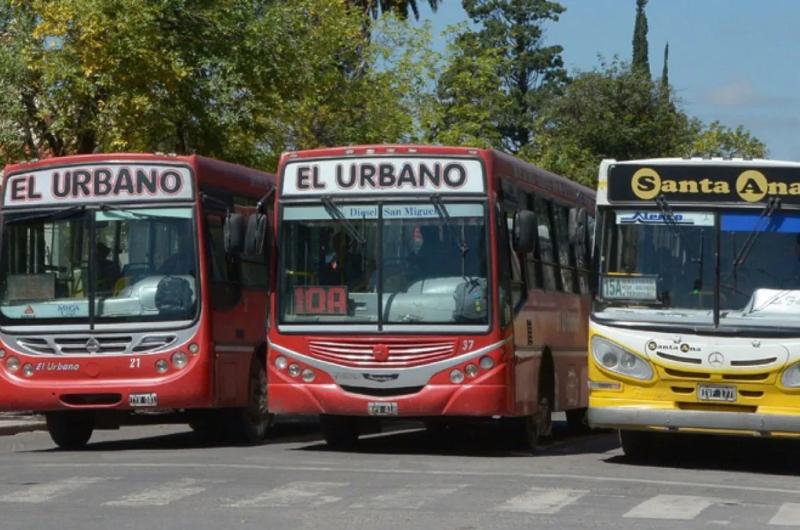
[596,208,800,330]
[279,201,488,327]
[0,207,198,324]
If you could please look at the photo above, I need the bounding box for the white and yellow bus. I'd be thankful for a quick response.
[588,158,800,457]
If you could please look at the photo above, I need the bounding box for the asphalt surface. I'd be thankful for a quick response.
[1,418,800,529]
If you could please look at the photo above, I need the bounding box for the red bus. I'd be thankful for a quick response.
[268,145,594,451]
[0,153,275,448]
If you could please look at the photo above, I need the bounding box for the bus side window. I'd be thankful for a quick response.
[552,204,576,293]
[571,208,590,295]
[506,210,526,310]
[533,196,559,291]
[524,193,543,290]
[235,195,270,291]
[496,203,513,326]
[205,212,242,309]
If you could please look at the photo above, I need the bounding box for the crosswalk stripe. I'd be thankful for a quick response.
[230,481,349,508]
[350,484,468,510]
[494,487,589,514]
[0,477,108,504]
[624,494,718,520]
[769,503,800,526]
[104,478,208,507]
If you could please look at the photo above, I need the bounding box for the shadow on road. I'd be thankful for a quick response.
[604,432,800,476]
[293,420,620,458]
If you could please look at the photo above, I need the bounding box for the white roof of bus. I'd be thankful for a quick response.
[602,157,800,167]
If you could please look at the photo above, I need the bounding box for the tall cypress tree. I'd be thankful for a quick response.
[632,0,650,78]
[660,42,669,91]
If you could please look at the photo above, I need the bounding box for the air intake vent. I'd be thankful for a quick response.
[308,339,455,368]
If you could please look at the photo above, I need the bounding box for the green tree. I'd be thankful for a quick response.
[687,120,767,159]
[439,0,567,152]
[0,1,431,169]
[632,0,650,78]
[349,0,440,19]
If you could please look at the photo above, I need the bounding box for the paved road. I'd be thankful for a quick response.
[1,419,800,529]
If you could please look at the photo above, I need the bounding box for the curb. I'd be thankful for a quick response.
[0,420,47,437]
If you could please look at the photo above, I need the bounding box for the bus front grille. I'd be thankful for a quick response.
[16,334,177,356]
[308,339,455,368]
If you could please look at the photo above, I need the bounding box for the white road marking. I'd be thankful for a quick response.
[0,477,108,504]
[351,484,467,510]
[230,481,348,508]
[494,487,588,514]
[769,503,800,526]
[32,462,800,496]
[104,478,208,507]
[624,494,719,520]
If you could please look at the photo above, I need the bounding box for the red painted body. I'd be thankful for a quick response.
[268,145,594,419]
[0,153,274,414]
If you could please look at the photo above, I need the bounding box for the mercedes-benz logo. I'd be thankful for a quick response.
[708,351,725,367]
[85,337,101,354]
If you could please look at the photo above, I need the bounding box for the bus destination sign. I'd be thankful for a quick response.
[281,157,485,196]
[3,164,194,208]
[608,164,800,204]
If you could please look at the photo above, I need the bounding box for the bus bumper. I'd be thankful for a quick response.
[269,382,509,417]
[588,406,800,435]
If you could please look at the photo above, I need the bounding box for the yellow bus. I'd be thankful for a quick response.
[588,158,800,457]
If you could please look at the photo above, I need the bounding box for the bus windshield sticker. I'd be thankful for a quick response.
[616,211,715,226]
[601,275,658,301]
[281,157,485,196]
[294,286,349,315]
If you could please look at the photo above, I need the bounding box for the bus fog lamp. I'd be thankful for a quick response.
[188,343,199,354]
[591,336,653,381]
[22,363,34,377]
[172,352,188,369]
[6,357,19,372]
[155,359,169,373]
[0,349,6,359]
[302,369,315,382]
[275,356,288,370]
[450,369,465,384]
[781,363,800,388]
[288,364,301,377]
[479,356,494,370]
[465,364,478,378]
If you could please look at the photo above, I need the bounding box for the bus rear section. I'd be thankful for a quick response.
[0,154,275,448]
[268,145,594,451]
[588,158,800,458]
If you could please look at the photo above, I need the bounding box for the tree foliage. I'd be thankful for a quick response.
[348,0,440,19]
[0,0,430,169]
[632,0,650,78]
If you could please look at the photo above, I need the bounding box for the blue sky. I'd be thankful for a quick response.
[414,0,800,160]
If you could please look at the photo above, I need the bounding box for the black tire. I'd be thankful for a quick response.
[46,411,94,450]
[565,407,589,433]
[321,415,360,450]
[619,430,654,461]
[225,357,273,443]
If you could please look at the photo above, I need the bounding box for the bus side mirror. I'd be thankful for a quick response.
[513,209,537,254]
[224,212,245,254]
[244,213,268,257]
[569,208,586,245]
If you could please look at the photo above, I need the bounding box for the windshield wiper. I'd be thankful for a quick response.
[320,196,365,246]
[733,196,781,272]
[3,204,85,224]
[429,195,470,277]
[655,195,682,236]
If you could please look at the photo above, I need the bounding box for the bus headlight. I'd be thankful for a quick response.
[6,357,20,372]
[591,336,653,381]
[155,359,169,373]
[172,352,188,369]
[781,363,800,387]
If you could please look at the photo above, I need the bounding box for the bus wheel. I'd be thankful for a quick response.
[46,411,94,450]
[321,415,360,450]
[228,359,273,443]
[619,430,654,460]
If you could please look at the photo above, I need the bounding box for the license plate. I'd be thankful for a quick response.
[367,402,398,416]
[129,393,158,407]
[697,384,737,402]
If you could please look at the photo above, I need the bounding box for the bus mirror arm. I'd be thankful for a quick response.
[513,209,537,254]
